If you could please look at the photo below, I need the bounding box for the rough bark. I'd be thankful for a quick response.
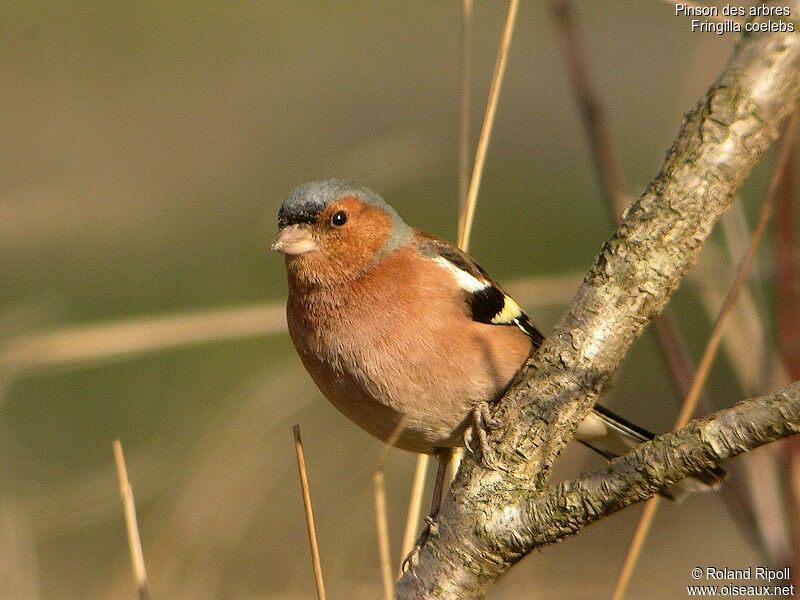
[396,10,800,600]
[503,382,800,547]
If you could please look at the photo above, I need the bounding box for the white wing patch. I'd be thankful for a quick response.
[427,248,543,347]
[432,256,489,293]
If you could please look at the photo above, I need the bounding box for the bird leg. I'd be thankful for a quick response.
[401,448,452,574]
[464,401,501,467]
[402,405,502,573]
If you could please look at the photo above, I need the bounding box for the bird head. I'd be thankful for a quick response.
[273,179,411,288]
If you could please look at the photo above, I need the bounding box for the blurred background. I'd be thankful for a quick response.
[1,1,797,598]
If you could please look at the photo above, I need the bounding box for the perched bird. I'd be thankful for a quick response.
[272,179,723,521]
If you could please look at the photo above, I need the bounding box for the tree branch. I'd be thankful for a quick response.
[505,381,800,548]
[397,11,800,600]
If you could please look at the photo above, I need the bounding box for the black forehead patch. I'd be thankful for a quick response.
[277,205,321,227]
[278,178,400,227]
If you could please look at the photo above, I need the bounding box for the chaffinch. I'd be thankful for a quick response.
[273,179,724,511]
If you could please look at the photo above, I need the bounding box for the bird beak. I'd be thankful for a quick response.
[271,224,318,255]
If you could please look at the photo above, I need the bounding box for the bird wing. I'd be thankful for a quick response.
[415,232,544,348]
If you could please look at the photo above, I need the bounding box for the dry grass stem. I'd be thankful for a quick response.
[292,425,327,600]
[611,496,661,599]
[447,0,520,486]
[399,454,429,574]
[675,112,797,429]
[457,0,520,252]
[447,446,463,484]
[374,470,394,600]
[457,0,473,220]
[373,418,409,596]
[551,5,764,558]
[612,112,799,600]
[4,302,286,373]
[402,0,509,566]
[113,440,150,600]
[1,272,578,385]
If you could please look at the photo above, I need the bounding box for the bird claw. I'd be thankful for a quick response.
[401,546,419,577]
[475,401,502,430]
[464,402,500,469]
[401,517,437,577]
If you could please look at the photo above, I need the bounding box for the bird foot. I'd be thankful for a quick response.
[464,402,501,468]
[401,516,437,576]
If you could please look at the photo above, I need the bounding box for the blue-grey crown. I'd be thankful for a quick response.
[278,179,402,227]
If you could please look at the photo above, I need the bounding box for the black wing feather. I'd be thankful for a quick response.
[470,285,507,323]
[417,233,545,349]
[515,315,544,347]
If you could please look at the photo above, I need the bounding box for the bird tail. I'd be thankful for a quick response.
[575,404,726,501]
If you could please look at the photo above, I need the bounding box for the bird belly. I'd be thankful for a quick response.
[287,294,530,454]
[300,350,466,454]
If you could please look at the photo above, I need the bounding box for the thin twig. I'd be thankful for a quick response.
[550,0,629,217]
[776,137,800,587]
[776,140,800,382]
[550,0,698,401]
[292,425,327,600]
[113,440,150,600]
[457,0,520,252]
[550,1,771,586]
[612,111,799,600]
[650,311,694,398]
[374,470,394,600]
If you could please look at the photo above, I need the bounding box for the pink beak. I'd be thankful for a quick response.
[271,224,318,255]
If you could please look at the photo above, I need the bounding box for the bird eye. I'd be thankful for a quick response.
[330,211,348,227]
